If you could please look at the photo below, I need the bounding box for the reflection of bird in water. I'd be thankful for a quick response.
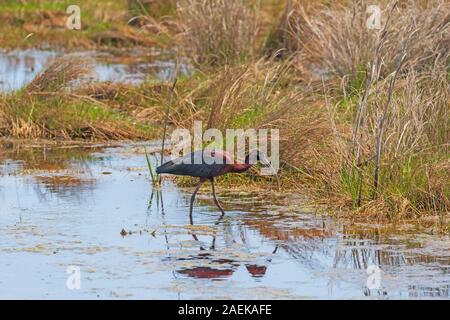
[156,150,274,216]
[177,266,235,279]
[175,212,238,280]
[176,215,278,280]
[245,245,278,278]
[245,264,267,278]
[176,260,273,280]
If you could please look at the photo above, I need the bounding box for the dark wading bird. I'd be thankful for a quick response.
[156,150,275,216]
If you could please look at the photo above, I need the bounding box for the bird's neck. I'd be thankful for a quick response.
[230,152,256,173]
[230,163,252,173]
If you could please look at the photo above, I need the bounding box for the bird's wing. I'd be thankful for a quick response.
[170,150,232,165]
[157,150,230,177]
[156,150,204,174]
[170,150,204,165]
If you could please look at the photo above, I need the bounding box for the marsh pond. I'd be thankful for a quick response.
[0,142,448,299]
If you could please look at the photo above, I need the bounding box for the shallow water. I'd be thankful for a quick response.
[0,142,449,299]
[0,49,189,92]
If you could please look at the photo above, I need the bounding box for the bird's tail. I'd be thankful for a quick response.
[156,160,174,174]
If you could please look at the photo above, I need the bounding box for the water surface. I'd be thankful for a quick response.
[0,142,448,299]
[0,49,189,92]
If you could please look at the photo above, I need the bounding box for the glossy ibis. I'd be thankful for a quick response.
[156,150,271,216]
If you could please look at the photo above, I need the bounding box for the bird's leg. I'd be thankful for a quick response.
[190,178,206,217]
[210,178,226,216]
[189,195,205,250]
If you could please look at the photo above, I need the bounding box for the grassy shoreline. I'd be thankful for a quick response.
[0,0,174,50]
[0,0,448,222]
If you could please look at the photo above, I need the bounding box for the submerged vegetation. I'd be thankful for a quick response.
[0,0,448,221]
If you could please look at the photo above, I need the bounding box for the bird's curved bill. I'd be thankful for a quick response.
[259,153,280,190]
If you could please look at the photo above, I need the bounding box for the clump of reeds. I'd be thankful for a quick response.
[282,0,450,88]
[177,0,258,66]
[316,0,450,217]
[25,55,93,93]
[258,0,449,217]
[262,0,324,57]
[328,66,449,216]
[145,147,160,187]
[0,56,151,140]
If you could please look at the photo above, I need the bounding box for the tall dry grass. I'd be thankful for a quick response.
[25,56,93,93]
[177,0,258,66]
[324,65,449,216]
[284,0,450,88]
[160,58,336,190]
[256,0,449,217]
[308,0,450,216]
